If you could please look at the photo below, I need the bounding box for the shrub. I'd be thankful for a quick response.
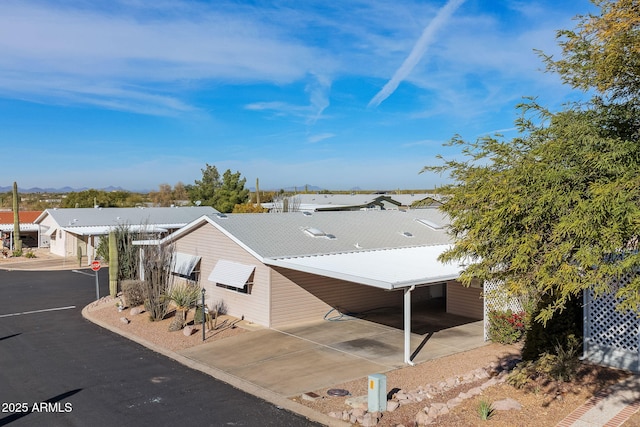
[487,309,527,344]
[12,249,23,257]
[24,250,36,258]
[507,334,582,389]
[122,280,146,307]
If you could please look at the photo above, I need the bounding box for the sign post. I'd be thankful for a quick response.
[91,260,101,301]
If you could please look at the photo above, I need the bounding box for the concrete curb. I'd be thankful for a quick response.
[81,304,350,427]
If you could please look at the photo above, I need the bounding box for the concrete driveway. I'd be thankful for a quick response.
[179,315,485,397]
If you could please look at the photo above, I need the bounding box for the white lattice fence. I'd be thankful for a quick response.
[483,280,525,340]
[584,272,640,373]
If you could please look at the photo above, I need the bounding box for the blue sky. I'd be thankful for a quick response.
[1,0,594,192]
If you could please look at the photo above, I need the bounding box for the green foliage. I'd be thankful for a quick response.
[96,235,109,262]
[424,0,640,322]
[487,309,527,344]
[540,0,640,102]
[122,280,146,307]
[24,250,36,258]
[189,164,250,213]
[142,244,174,321]
[477,400,494,421]
[12,249,23,257]
[522,293,583,361]
[108,231,118,297]
[168,283,200,310]
[508,335,582,389]
[61,189,143,208]
[112,225,140,283]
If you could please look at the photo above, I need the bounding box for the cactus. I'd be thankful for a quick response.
[109,231,118,297]
[77,245,83,267]
[12,182,21,253]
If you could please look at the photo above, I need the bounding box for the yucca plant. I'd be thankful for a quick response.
[167,283,200,331]
[477,400,494,421]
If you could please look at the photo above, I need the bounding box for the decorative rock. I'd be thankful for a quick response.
[301,392,320,401]
[361,412,380,427]
[415,410,432,426]
[119,317,130,324]
[492,398,522,411]
[387,400,400,412]
[328,411,342,419]
[351,408,366,418]
[183,325,194,336]
[130,307,144,316]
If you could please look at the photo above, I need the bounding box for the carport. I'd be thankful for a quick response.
[266,244,468,365]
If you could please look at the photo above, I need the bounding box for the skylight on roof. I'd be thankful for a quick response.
[303,227,336,239]
[415,218,443,230]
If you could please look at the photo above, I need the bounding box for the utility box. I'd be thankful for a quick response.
[368,373,387,412]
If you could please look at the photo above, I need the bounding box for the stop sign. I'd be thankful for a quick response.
[91,260,101,271]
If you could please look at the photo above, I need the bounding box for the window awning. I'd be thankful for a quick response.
[208,259,256,288]
[44,227,57,237]
[171,252,201,276]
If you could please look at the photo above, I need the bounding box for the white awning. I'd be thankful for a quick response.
[44,227,57,236]
[171,252,201,276]
[208,260,256,288]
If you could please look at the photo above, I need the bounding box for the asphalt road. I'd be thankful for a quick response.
[0,270,322,427]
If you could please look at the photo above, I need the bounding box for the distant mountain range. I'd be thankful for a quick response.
[0,186,129,193]
[0,184,344,194]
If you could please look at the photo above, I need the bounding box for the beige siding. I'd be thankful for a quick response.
[270,267,402,327]
[446,281,483,319]
[174,223,271,326]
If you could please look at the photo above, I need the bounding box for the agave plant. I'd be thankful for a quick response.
[167,283,200,331]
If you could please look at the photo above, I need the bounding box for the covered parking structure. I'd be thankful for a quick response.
[266,244,469,365]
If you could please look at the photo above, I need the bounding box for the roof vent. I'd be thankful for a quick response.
[302,211,312,216]
[402,231,413,237]
[216,213,228,219]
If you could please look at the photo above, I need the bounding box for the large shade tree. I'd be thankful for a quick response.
[425,0,640,324]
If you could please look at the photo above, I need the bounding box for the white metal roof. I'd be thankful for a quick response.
[265,244,463,290]
[61,224,171,236]
[0,224,39,232]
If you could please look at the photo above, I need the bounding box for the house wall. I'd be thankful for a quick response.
[446,281,483,319]
[270,267,402,327]
[173,223,271,326]
[39,215,66,257]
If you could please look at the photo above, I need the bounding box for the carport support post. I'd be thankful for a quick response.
[404,285,415,365]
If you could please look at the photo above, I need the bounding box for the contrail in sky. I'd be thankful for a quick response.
[368,0,466,108]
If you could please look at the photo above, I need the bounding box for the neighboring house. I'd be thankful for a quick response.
[34,206,218,263]
[0,211,42,250]
[263,193,444,212]
[154,209,481,364]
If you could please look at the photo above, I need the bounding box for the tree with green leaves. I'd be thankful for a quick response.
[189,164,249,213]
[424,0,640,326]
[213,169,250,213]
[189,163,221,207]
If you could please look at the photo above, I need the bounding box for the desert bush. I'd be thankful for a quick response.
[24,250,36,258]
[507,334,582,389]
[12,249,23,257]
[142,244,174,321]
[122,280,146,307]
[487,309,527,344]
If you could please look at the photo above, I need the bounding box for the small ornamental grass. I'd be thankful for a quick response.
[477,399,494,421]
